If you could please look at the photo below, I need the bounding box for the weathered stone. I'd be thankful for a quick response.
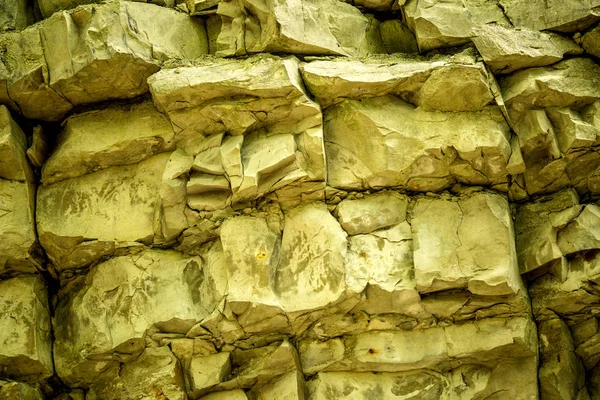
[274,202,347,313]
[324,96,511,191]
[557,204,600,256]
[200,390,248,400]
[379,20,419,54]
[246,371,304,400]
[301,55,493,111]
[336,191,409,235]
[42,102,175,185]
[0,25,73,121]
[88,347,186,400]
[411,192,522,296]
[501,58,600,122]
[472,25,583,74]
[53,249,221,386]
[306,370,449,399]
[0,0,32,32]
[190,353,231,398]
[0,180,38,276]
[404,0,510,52]
[0,276,53,381]
[215,0,384,56]
[193,147,225,175]
[583,24,600,58]
[513,109,561,165]
[0,381,44,400]
[546,108,599,154]
[37,153,188,270]
[515,189,581,274]
[539,318,589,400]
[26,126,50,169]
[187,174,231,194]
[498,0,600,32]
[40,1,207,106]
[0,105,32,182]
[341,0,394,10]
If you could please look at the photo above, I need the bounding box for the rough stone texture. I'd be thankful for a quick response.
[324,96,511,191]
[216,0,384,56]
[53,249,221,386]
[3,1,600,397]
[0,276,53,381]
[403,0,511,52]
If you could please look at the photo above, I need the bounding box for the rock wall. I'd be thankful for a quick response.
[1,0,600,398]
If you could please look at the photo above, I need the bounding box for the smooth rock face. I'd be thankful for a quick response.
[40,1,207,107]
[472,25,583,74]
[336,191,409,235]
[411,192,521,295]
[216,0,384,56]
[37,153,187,270]
[53,249,220,386]
[300,55,493,111]
[499,0,600,32]
[0,276,53,380]
[42,102,175,185]
[403,0,510,51]
[324,96,511,191]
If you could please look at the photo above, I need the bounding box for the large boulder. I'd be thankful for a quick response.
[323,96,511,191]
[215,0,384,56]
[53,249,222,386]
[37,153,188,271]
[39,1,207,108]
[300,54,494,111]
[0,276,53,382]
[41,102,175,185]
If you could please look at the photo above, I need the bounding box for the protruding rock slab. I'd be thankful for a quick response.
[53,249,221,386]
[40,1,207,107]
[0,0,33,32]
[42,102,175,185]
[498,0,600,32]
[411,192,521,296]
[472,25,582,74]
[88,347,186,400]
[324,96,511,191]
[0,99,31,183]
[583,24,600,58]
[403,0,510,52]
[0,276,53,381]
[215,0,384,56]
[336,191,409,235]
[300,56,493,111]
[37,153,188,271]
[0,381,44,400]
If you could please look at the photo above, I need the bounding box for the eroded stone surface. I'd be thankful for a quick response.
[499,0,600,32]
[0,276,53,381]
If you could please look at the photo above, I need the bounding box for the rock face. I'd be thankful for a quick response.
[2,0,600,397]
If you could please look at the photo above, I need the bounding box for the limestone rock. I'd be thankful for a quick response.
[336,191,409,235]
[0,276,53,381]
[301,56,494,111]
[403,0,510,52]
[215,0,384,56]
[557,204,600,256]
[546,108,599,154]
[498,0,600,32]
[0,25,73,121]
[274,202,347,313]
[0,105,32,182]
[0,180,38,276]
[42,102,175,185]
[307,370,449,399]
[0,0,33,32]
[187,174,230,194]
[472,25,583,74]
[341,0,394,10]
[200,390,248,400]
[501,58,600,122]
[27,126,50,169]
[190,353,231,398]
[515,189,581,274]
[0,381,44,400]
[40,1,207,107]
[88,347,186,400]
[53,249,221,386]
[411,192,522,296]
[246,371,304,400]
[37,153,188,270]
[324,96,511,191]
[582,24,600,58]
